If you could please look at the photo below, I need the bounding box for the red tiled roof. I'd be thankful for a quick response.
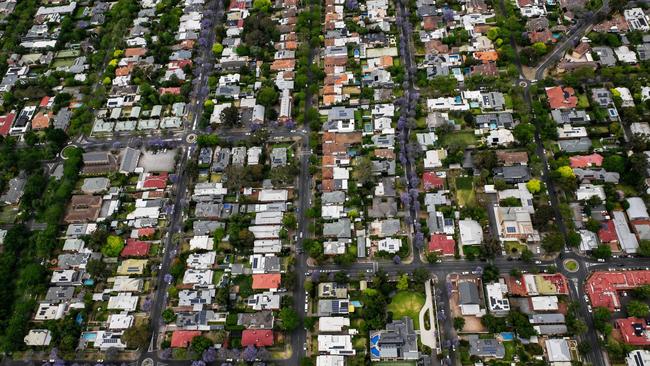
[252,274,281,289]
[39,96,51,108]
[598,220,617,243]
[170,330,201,348]
[159,87,181,95]
[143,173,168,189]
[586,270,650,310]
[241,330,274,347]
[121,239,151,257]
[428,234,455,256]
[422,172,444,190]
[0,113,16,136]
[137,227,156,238]
[570,153,603,168]
[546,86,578,109]
[616,317,650,345]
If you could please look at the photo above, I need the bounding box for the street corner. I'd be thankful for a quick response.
[563,259,580,273]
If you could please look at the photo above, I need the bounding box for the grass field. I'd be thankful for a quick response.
[387,291,425,330]
[455,176,476,207]
[440,131,477,148]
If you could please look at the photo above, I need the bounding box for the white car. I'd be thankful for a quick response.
[534,260,542,264]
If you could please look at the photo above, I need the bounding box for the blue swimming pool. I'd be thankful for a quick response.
[370,347,381,357]
[81,332,97,341]
[501,332,514,341]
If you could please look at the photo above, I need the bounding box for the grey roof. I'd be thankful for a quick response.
[237,311,274,329]
[369,317,419,360]
[534,324,568,335]
[119,147,141,173]
[551,109,590,124]
[493,166,531,183]
[327,106,355,121]
[572,168,619,183]
[322,191,346,205]
[591,88,613,107]
[45,286,75,303]
[459,282,480,305]
[57,252,92,269]
[593,47,617,66]
[528,313,566,324]
[317,299,350,316]
[368,198,398,218]
[558,138,592,153]
[475,113,515,129]
[323,219,352,238]
[0,175,26,204]
[380,219,401,237]
[638,43,650,61]
[81,177,110,194]
[53,108,72,130]
[468,335,505,358]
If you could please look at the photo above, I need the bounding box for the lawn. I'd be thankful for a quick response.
[504,241,527,256]
[387,291,425,330]
[564,259,578,271]
[455,176,476,207]
[440,131,477,148]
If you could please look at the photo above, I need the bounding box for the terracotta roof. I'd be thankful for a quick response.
[528,30,553,44]
[428,234,455,255]
[121,239,151,257]
[125,48,147,57]
[170,330,201,348]
[569,153,603,168]
[496,150,528,165]
[598,220,617,243]
[546,86,578,109]
[474,51,499,63]
[617,317,650,345]
[143,172,168,189]
[252,274,281,289]
[159,87,181,95]
[586,271,650,310]
[271,59,296,71]
[137,227,156,238]
[0,113,16,136]
[241,330,274,347]
[422,172,445,190]
[31,111,53,130]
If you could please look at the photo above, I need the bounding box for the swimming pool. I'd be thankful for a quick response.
[81,332,97,341]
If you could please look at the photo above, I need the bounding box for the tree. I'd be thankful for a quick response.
[282,213,297,229]
[567,231,581,248]
[586,218,602,233]
[578,342,592,355]
[221,106,240,127]
[355,157,374,186]
[627,300,650,318]
[396,274,409,291]
[453,317,465,331]
[413,268,430,284]
[526,179,541,194]
[162,308,176,324]
[482,264,500,283]
[532,42,547,55]
[513,123,535,145]
[632,285,650,300]
[122,322,150,349]
[191,336,213,355]
[481,314,507,333]
[640,240,650,257]
[520,248,534,263]
[556,166,575,179]
[593,307,611,333]
[257,86,279,108]
[279,307,300,331]
[86,259,110,281]
[426,251,439,263]
[603,155,625,174]
[101,235,124,257]
[541,232,564,253]
[508,310,536,338]
[211,43,223,56]
[592,244,612,259]
[252,0,272,11]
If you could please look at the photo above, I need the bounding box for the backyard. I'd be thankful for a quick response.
[454,176,476,207]
[387,291,425,330]
[440,130,477,148]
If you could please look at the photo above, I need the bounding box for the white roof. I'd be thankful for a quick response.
[458,219,483,246]
[186,251,216,269]
[183,269,214,285]
[530,296,559,311]
[317,335,355,356]
[318,317,350,332]
[317,355,346,366]
[576,184,606,201]
[190,235,213,251]
[258,189,289,202]
[24,329,52,346]
[35,303,66,320]
[107,293,138,311]
[546,338,571,362]
[108,314,134,329]
[627,197,649,220]
[111,276,144,292]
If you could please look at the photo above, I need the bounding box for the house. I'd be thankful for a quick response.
[64,195,102,223]
[24,329,52,346]
[316,356,345,366]
[557,124,587,139]
[593,47,617,67]
[493,206,538,242]
[487,128,514,146]
[369,317,419,361]
[458,219,483,246]
[613,211,639,254]
[546,86,578,109]
[576,184,606,201]
[459,281,483,316]
[423,149,446,169]
[485,281,510,315]
[248,291,281,310]
[428,234,455,256]
[493,166,531,183]
[626,350,650,366]
[252,273,282,291]
[318,335,355,356]
[558,138,592,153]
[615,87,635,107]
[627,197,649,221]
[422,172,445,190]
[0,174,26,204]
[170,330,201,348]
[318,282,348,299]
[498,183,535,214]
[496,151,528,166]
[569,153,603,168]
[468,335,505,359]
[551,109,590,125]
[624,8,650,31]
[242,329,274,347]
[615,46,638,64]
[238,311,275,329]
[545,338,572,364]
[591,88,614,107]
[475,113,515,130]
[318,299,350,316]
